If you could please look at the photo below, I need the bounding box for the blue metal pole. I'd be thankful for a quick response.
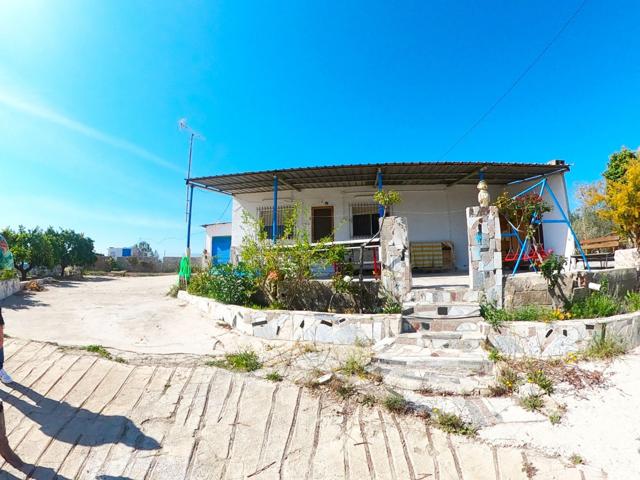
[186,184,194,253]
[376,169,384,217]
[545,181,591,271]
[272,175,278,242]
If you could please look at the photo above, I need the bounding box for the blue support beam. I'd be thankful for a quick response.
[272,175,278,242]
[376,169,384,217]
[186,184,195,253]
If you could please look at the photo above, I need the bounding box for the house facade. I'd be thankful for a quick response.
[190,161,575,272]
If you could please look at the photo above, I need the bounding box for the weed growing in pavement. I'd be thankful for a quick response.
[569,454,584,465]
[382,393,408,413]
[582,334,627,360]
[266,371,283,382]
[84,345,112,360]
[488,348,504,363]
[340,352,368,377]
[114,356,128,364]
[526,369,554,394]
[520,394,544,412]
[548,411,562,425]
[335,382,356,400]
[497,366,520,393]
[432,409,477,437]
[353,336,372,348]
[206,349,263,372]
[521,459,537,479]
[360,394,377,407]
[166,284,180,298]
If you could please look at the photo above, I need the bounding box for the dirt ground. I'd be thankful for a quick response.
[1,275,273,355]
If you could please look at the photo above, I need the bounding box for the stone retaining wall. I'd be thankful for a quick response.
[0,279,20,301]
[487,311,640,358]
[178,291,401,345]
[503,268,639,309]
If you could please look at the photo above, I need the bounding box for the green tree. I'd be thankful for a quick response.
[133,240,158,258]
[45,228,97,276]
[603,147,637,183]
[569,182,615,241]
[1,226,53,280]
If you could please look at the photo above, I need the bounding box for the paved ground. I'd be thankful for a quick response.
[1,276,277,356]
[0,338,591,480]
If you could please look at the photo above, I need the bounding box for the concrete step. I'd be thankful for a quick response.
[408,287,478,304]
[401,315,489,334]
[402,302,481,318]
[371,341,495,394]
[392,331,485,350]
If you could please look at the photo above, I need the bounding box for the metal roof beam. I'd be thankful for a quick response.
[446,166,488,187]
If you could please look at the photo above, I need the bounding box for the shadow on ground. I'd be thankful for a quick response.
[0,383,160,463]
[0,292,49,310]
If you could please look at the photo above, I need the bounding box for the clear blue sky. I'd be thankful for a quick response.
[1,1,638,256]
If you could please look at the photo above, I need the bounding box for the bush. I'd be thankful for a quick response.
[625,291,640,312]
[569,291,620,319]
[340,353,368,377]
[0,269,16,281]
[187,263,257,306]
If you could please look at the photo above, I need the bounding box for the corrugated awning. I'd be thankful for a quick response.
[188,161,569,195]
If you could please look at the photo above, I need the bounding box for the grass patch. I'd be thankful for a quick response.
[569,454,584,465]
[354,337,372,348]
[480,303,553,328]
[266,371,283,382]
[582,334,627,360]
[520,394,544,412]
[432,410,477,437]
[207,349,263,372]
[84,345,112,360]
[114,356,128,364]
[382,393,408,413]
[526,369,554,394]
[340,353,368,377]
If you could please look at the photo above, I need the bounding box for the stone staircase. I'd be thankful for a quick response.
[371,288,495,394]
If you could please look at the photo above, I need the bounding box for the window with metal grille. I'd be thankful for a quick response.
[257,205,295,239]
[351,203,386,238]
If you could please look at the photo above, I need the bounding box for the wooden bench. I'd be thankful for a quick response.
[571,234,621,269]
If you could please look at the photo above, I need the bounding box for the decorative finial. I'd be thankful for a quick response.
[477,179,490,207]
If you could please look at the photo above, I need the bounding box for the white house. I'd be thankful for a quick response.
[190,161,576,272]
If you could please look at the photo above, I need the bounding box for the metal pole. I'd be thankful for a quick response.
[186,184,194,257]
[376,169,384,217]
[272,175,278,242]
[185,132,195,221]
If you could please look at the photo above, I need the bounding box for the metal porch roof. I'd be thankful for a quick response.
[188,161,568,195]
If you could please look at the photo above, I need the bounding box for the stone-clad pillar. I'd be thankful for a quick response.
[466,206,503,307]
[379,216,412,302]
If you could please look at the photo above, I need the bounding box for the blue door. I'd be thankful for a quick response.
[212,236,232,264]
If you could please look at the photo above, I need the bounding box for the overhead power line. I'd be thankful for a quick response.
[438,0,589,160]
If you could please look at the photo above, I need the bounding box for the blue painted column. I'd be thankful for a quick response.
[272,175,278,242]
[376,169,384,217]
[186,184,194,255]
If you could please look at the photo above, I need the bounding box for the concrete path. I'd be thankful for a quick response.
[0,338,593,480]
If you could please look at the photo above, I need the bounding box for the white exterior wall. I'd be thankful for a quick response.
[229,171,574,270]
